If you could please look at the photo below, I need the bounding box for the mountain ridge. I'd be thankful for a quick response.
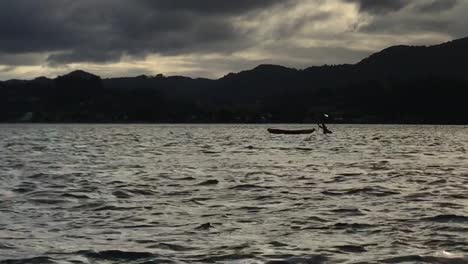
[1,36,468,124]
[4,37,468,82]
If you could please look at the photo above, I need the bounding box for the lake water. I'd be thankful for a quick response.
[0,124,467,264]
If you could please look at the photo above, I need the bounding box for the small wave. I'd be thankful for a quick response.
[382,254,468,264]
[186,199,205,205]
[446,194,467,199]
[332,222,375,230]
[245,171,281,177]
[382,255,424,263]
[295,147,313,151]
[0,242,16,249]
[27,173,49,179]
[266,255,328,264]
[61,193,91,199]
[197,253,257,263]
[321,190,344,196]
[162,142,179,147]
[4,142,27,148]
[148,242,198,252]
[165,190,192,196]
[12,187,36,193]
[29,198,68,205]
[112,190,133,198]
[119,224,158,229]
[245,145,259,150]
[201,150,220,154]
[269,241,289,247]
[253,195,275,201]
[92,205,142,211]
[307,216,328,222]
[12,182,37,193]
[72,201,106,210]
[337,172,364,176]
[172,176,196,181]
[433,226,468,233]
[429,179,447,185]
[195,222,215,230]
[78,250,156,261]
[237,206,264,212]
[322,186,399,197]
[422,214,468,223]
[346,186,400,196]
[133,239,155,244]
[335,245,367,253]
[128,189,157,196]
[0,256,56,264]
[403,192,433,201]
[32,146,47,151]
[197,179,219,186]
[330,208,365,216]
[229,184,269,190]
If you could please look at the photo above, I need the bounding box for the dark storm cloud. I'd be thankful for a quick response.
[346,0,466,37]
[344,0,460,14]
[0,0,287,64]
[144,1,285,14]
[343,0,409,14]
[0,53,45,66]
[1,0,467,80]
[361,17,453,34]
[417,0,459,12]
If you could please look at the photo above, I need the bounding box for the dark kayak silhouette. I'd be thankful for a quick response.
[267,128,316,135]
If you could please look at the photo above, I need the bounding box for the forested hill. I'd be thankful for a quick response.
[2,37,468,124]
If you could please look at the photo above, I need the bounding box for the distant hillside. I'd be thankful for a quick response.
[356,37,468,80]
[1,37,468,123]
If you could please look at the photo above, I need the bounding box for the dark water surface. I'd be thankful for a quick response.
[1,124,467,264]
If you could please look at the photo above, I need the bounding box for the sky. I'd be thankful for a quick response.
[0,0,466,80]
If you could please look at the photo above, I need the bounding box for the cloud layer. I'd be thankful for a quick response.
[0,0,466,80]
[1,0,287,63]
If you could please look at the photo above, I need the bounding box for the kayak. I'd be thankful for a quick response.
[267,128,316,135]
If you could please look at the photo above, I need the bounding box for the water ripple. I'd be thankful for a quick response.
[0,124,467,264]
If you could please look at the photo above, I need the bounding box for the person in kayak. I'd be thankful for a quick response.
[317,114,332,134]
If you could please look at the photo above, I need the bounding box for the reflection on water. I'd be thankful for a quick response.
[0,124,467,264]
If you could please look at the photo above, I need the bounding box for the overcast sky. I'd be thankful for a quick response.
[0,0,466,80]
